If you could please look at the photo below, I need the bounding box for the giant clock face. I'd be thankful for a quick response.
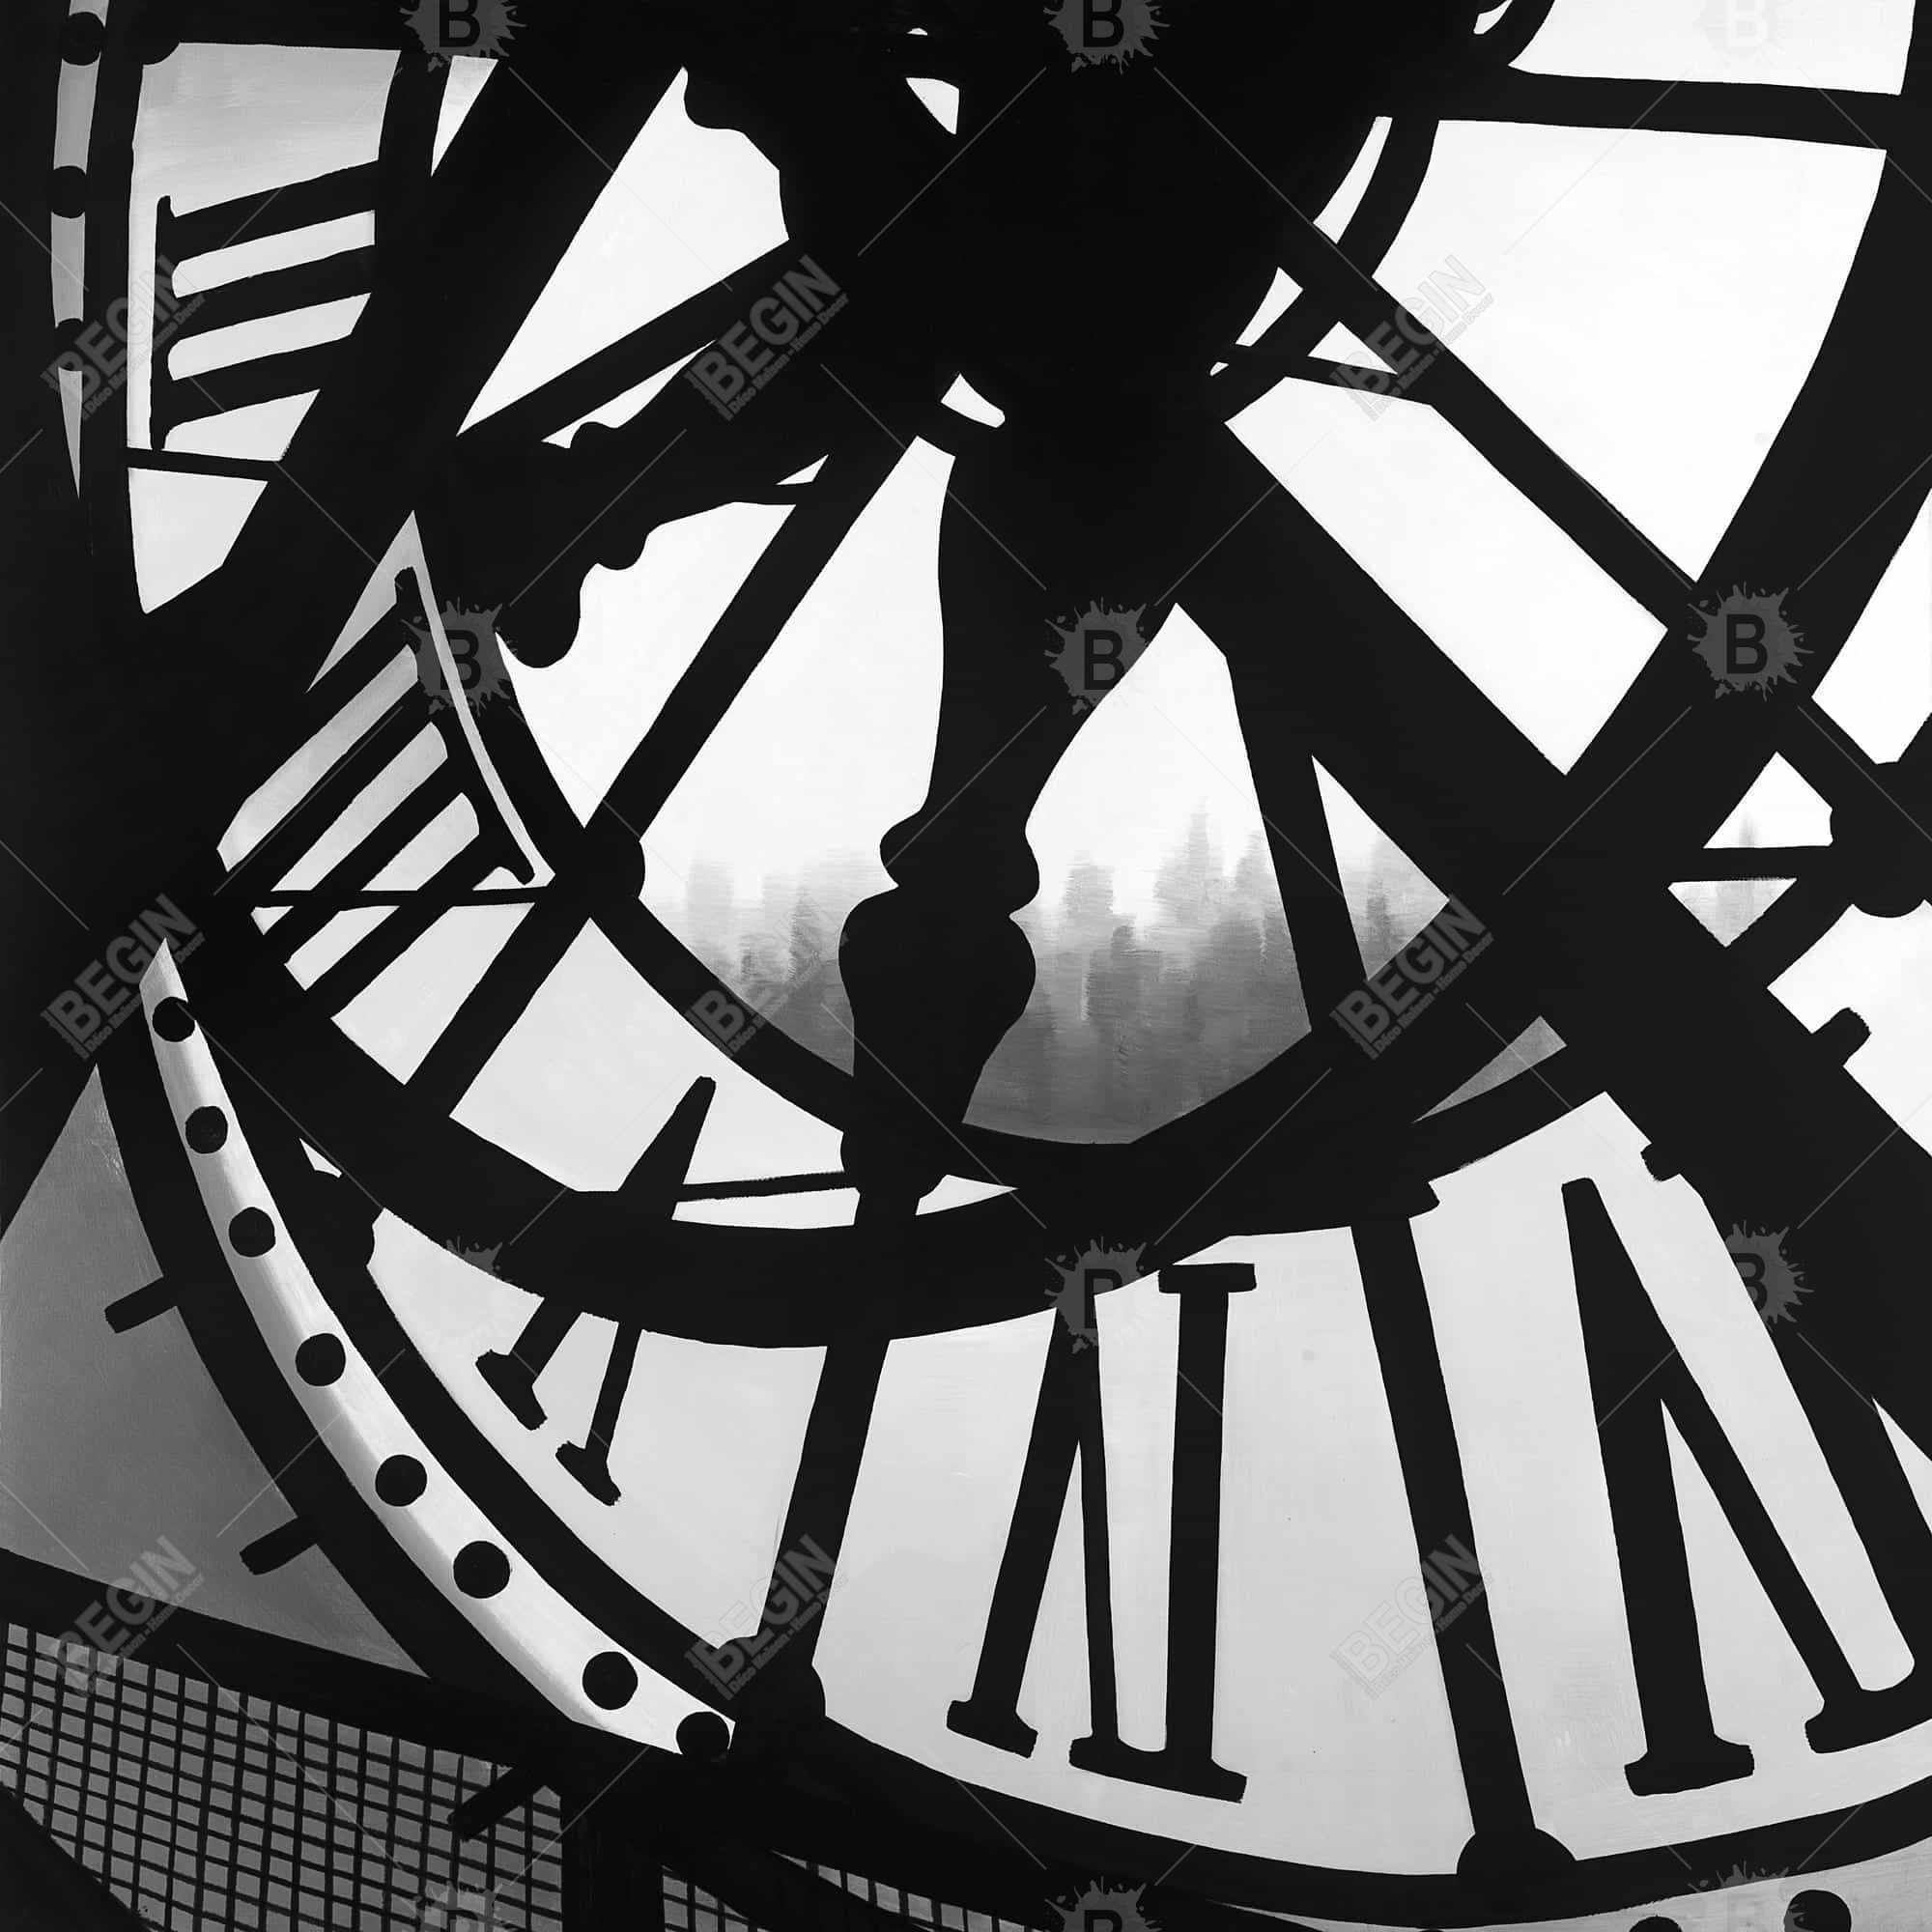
[28,1,1932,1926]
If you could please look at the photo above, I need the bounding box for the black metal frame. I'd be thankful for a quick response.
[4,1,1930,1925]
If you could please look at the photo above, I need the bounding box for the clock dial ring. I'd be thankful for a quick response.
[75,7,1919,1253]
[171,140,1932,1356]
[115,925,1932,1930]
[52,10,1932,1928]
[357,71,1928,1258]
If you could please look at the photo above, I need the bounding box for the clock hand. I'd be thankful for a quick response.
[418,293,948,670]
[418,10,958,670]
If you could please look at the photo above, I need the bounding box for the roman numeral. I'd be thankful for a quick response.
[1206,720,1566,1879]
[948,1263,1252,1802]
[717,1334,892,1712]
[1565,1179,1932,1794]
[234,577,537,1015]
[150,164,381,447]
[300,834,508,1013]
[475,1079,714,1503]
[264,757,464,954]
[1351,1215,1570,1885]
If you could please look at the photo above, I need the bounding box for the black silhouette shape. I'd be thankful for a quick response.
[11,1,1932,1924]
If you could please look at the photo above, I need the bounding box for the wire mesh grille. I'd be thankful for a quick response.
[666,1862,1043,1932]
[0,1621,1043,1931]
[0,1625,565,1930]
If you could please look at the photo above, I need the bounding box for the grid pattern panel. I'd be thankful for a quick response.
[0,1627,564,1930]
[664,1862,1044,1932]
[0,1622,1043,1932]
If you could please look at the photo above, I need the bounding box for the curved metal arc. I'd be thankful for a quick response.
[1466,0,1560,69]
[170,5,1932,1326]
[245,404,1889,1316]
[155,874,1932,1932]
[1126,55,1932,1176]
[1571,16,1932,852]
[156,847,1932,1932]
[173,51,1513,1221]
[70,2,148,635]
[1208,116,1442,421]
[436,581,1472,1208]
[168,864,1455,1343]
[132,991,1932,1925]
[68,14,1932,1917]
[97,1017,546,1703]
[131,32,683,819]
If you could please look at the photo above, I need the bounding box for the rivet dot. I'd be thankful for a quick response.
[582,1653,639,1711]
[295,1335,345,1386]
[453,1542,509,1599]
[48,167,87,217]
[61,14,105,64]
[374,1456,427,1507]
[151,997,195,1040]
[227,1208,275,1258]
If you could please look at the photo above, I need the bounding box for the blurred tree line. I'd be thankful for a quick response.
[678,813,1761,1138]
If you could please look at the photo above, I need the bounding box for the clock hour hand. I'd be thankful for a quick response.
[418,269,948,670]
[837,422,1191,1215]
[420,16,957,670]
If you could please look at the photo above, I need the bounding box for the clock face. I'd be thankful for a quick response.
[22,2,1932,1927]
